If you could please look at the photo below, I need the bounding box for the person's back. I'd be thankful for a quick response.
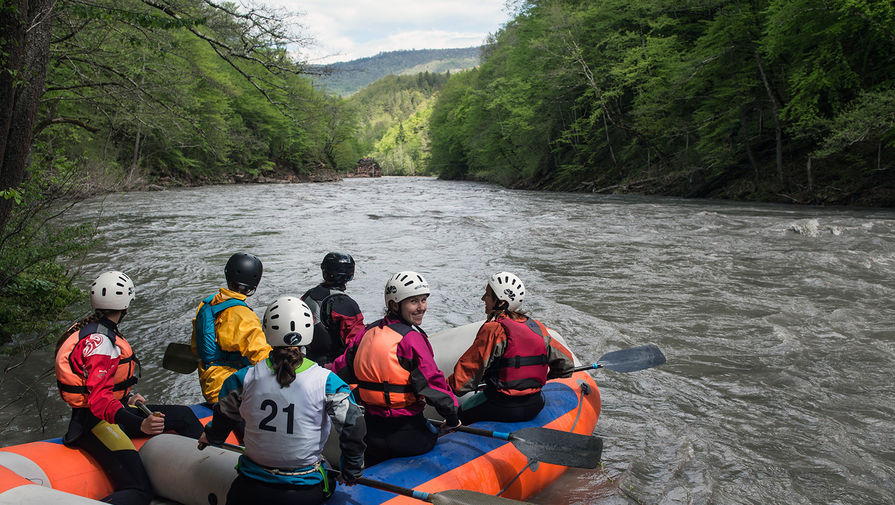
[200,296,365,505]
[301,252,364,365]
[191,253,271,404]
[449,272,575,425]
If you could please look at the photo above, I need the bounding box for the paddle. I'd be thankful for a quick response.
[434,421,603,469]
[573,343,667,373]
[202,441,535,505]
[162,342,199,374]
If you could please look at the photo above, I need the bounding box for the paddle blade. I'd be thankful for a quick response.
[431,489,536,505]
[162,342,199,374]
[510,427,603,469]
[597,343,666,372]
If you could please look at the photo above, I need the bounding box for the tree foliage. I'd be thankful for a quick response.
[428,0,895,204]
[0,0,357,347]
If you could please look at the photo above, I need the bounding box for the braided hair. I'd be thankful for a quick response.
[271,346,304,387]
[54,309,117,356]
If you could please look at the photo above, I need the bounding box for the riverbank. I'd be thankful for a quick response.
[143,166,345,190]
[87,161,895,208]
[513,163,895,208]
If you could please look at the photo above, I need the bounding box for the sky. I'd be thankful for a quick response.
[262,1,514,64]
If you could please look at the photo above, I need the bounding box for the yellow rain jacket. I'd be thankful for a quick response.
[190,288,271,403]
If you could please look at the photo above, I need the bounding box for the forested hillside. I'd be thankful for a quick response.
[428,0,895,206]
[345,72,450,175]
[0,0,361,345]
[314,47,479,96]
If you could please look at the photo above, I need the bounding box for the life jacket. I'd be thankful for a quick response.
[194,294,252,370]
[485,317,549,396]
[55,322,139,408]
[302,287,351,364]
[352,320,418,409]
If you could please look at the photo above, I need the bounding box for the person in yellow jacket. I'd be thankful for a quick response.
[191,253,272,404]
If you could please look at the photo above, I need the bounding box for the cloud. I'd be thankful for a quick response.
[261,0,510,63]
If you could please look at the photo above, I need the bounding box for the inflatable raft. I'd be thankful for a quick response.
[0,321,601,504]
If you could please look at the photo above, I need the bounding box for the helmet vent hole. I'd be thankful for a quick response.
[102,288,107,296]
[289,321,295,331]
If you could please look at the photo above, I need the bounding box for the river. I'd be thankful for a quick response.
[2,176,894,505]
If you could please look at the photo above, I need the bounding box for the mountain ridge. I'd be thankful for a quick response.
[313,47,480,96]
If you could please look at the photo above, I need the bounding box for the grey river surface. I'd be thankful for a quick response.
[2,176,894,504]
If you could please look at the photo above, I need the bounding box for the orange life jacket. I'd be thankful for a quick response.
[352,321,418,409]
[55,322,139,408]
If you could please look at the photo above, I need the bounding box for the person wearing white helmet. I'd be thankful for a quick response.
[200,296,366,505]
[448,272,575,424]
[191,252,272,404]
[332,271,460,467]
[54,271,203,505]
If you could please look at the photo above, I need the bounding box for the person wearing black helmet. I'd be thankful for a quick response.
[190,253,272,404]
[300,252,365,366]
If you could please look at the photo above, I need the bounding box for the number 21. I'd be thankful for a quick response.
[258,399,295,434]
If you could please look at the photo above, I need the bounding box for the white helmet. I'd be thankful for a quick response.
[262,296,315,347]
[89,271,135,311]
[385,271,430,306]
[488,272,525,311]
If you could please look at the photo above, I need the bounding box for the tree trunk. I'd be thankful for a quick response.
[806,156,813,194]
[739,105,759,184]
[0,0,55,232]
[754,49,784,187]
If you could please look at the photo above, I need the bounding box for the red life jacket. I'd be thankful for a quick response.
[353,320,418,409]
[55,322,139,408]
[487,317,549,396]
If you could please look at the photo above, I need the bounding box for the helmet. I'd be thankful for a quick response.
[225,253,263,292]
[487,272,525,311]
[321,252,355,284]
[385,271,430,306]
[262,296,315,347]
[89,271,135,311]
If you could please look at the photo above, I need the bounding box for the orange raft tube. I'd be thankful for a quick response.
[347,371,601,505]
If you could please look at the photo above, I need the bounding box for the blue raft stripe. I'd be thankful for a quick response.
[191,403,213,419]
[326,381,581,505]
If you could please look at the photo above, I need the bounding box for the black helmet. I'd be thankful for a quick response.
[225,253,263,294]
[321,252,355,285]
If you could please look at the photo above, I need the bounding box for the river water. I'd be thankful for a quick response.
[1,176,893,505]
